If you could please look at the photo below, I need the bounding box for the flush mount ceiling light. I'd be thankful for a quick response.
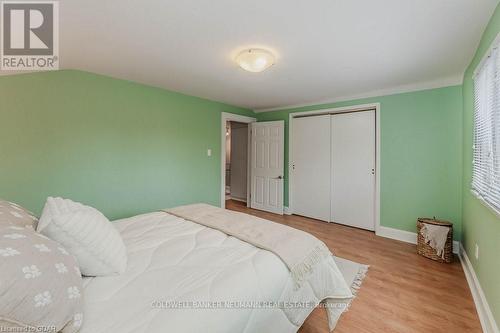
[235,48,275,73]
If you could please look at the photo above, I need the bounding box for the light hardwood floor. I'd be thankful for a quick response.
[226,200,481,333]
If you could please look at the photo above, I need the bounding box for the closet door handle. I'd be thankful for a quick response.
[274,176,283,180]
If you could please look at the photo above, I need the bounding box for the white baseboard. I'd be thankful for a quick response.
[375,226,459,254]
[459,244,499,333]
[229,196,247,203]
[376,226,417,243]
[284,206,292,215]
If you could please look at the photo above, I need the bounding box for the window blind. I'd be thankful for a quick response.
[472,41,500,214]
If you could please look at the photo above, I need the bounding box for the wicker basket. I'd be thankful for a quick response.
[417,217,453,263]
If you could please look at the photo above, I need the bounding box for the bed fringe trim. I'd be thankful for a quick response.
[290,242,332,289]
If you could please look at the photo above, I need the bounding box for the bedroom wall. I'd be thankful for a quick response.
[257,86,463,240]
[0,70,253,220]
[462,2,500,325]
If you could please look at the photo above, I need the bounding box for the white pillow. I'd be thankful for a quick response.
[37,197,127,276]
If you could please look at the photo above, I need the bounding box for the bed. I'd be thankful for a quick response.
[80,210,353,333]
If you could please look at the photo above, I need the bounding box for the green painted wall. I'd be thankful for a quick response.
[257,86,463,240]
[462,3,500,325]
[0,68,466,244]
[0,70,253,219]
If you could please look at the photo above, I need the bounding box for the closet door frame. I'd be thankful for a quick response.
[288,103,381,232]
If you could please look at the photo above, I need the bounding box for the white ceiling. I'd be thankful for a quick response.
[19,1,500,110]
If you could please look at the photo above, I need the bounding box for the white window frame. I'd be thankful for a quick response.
[471,32,500,217]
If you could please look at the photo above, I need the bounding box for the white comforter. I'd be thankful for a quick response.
[80,212,348,333]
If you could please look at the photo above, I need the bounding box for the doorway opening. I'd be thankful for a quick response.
[220,112,256,209]
[225,121,249,204]
[220,113,285,214]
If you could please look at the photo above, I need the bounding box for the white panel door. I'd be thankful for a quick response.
[250,121,284,214]
[291,115,331,221]
[331,111,375,230]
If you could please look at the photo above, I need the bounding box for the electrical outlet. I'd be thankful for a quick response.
[207,149,212,157]
[475,243,479,260]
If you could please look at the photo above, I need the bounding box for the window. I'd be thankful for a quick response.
[472,39,500,214]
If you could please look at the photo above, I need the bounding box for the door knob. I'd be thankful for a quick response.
[274,176,283,180]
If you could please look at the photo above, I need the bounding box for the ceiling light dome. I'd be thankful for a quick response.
[236,48,275,73]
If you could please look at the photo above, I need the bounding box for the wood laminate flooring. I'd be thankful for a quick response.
[226,200,481,333]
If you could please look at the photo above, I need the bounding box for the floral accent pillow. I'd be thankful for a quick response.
[0,199,38,229]
[0,224,84,332]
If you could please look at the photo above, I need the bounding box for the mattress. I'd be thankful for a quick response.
[79,212,337,333]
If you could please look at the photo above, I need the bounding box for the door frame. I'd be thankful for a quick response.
[220,112,257,209]
[288,103,381,232]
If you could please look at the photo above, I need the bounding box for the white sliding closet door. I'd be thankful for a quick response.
[331,111,375,230]
[291,115,331,221]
